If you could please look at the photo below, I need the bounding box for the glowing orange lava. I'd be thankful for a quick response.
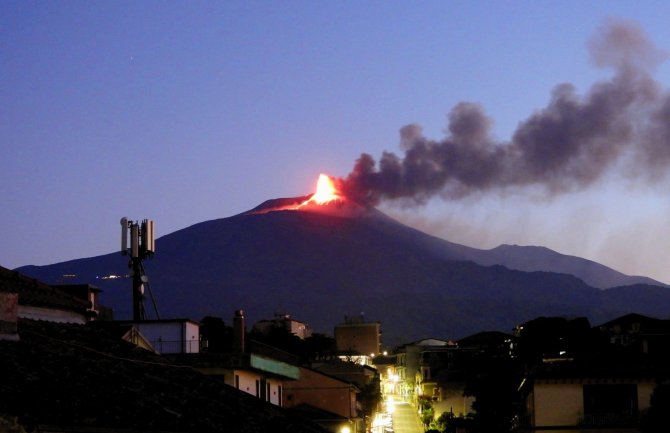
[296,173,343,208]
[311,174,341,204]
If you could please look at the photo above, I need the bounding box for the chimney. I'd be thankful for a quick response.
[0,292,19,341]
[233,309,245,353]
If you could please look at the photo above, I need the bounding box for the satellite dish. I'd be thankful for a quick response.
[140,275,149,283]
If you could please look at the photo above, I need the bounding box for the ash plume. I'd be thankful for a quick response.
[342,20,670,206]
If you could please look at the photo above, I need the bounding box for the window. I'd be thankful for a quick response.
[422,367,430,380]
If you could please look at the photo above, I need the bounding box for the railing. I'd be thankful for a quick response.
[516,413,532,428]
[151,339,201,354]
[579,412,637,427]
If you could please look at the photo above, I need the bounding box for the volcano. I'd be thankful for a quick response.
[16,176,670,344]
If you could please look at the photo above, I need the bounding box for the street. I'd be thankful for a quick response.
[390,399,424,433]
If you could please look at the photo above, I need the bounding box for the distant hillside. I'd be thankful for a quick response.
[462,244,666,289]
[16,199,670,345]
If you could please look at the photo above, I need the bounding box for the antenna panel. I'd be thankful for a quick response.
[147,219,155,252]
[120,217,128,254]
[141,219,155,253]
[131,224,139,258]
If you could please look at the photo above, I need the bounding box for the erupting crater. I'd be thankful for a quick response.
[304,173,342,205]
[246,173,369,218]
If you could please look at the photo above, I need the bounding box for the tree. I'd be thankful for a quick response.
[430,411,453,432]
[418,397,435,428]
[199,316,233,352]
[358,380,382,418]
[641,384,670,433]
[0,415,27,433]
[302,333,337,360]
[464,356,521,433]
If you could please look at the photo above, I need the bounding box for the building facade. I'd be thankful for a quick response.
[334,315,381,356]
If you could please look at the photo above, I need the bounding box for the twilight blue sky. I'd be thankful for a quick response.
[3,1,670,283]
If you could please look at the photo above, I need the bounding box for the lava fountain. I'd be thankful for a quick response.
[302,173,342,206]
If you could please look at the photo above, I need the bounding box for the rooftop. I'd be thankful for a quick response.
[0,266,89,314]
[1,319,327,433]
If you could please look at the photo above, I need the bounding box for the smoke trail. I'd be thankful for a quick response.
[342,19,669,206]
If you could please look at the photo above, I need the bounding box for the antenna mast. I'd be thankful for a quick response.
[120,217,157,321]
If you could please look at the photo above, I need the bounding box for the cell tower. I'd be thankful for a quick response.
[120,217,158,321]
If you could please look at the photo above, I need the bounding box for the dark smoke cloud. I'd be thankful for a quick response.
[341,19,670,206]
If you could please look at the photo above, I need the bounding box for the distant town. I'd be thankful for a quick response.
[2,262,670,433]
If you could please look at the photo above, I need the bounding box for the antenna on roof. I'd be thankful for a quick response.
[120,218,159,321]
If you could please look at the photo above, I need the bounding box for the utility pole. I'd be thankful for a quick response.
[120,218,155,321]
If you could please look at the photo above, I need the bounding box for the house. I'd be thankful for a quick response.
[253,312,313,339]
[415,345,474,418]
[334,315,381,362]
[168,310,301,407]
[283,365,361,433]
[372,353,399,395]
[412,332,512,420]
[518,361,666,432]
[458,330,512,355]
[312,358,378,389]
[185,348,300,406]
[0,265,91,325]
[395,338,454,400]
[88,320,156,352]
[128,318,202,354]
[312,358,381,422]
[0,291,19,341]
[513,316,595,363]
[52,283,110,320]
[1,318,328,433]
[598,313,670,358]
[517,314,670,432]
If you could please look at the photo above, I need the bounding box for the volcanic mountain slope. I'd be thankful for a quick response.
[460,244,665,289]
[17,196,670,344]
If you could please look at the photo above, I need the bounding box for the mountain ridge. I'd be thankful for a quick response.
[460,243,666,289]
[15,199,670,344]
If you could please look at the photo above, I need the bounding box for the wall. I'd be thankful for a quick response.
[18,305,86,324]
[434,384,473,418]
[136,321,200,354]
[183,321,200,353]
[335,322,380,356]
[287,320,312,339]
[229,370,284,406]
[533,383,582,427]
[283,367,356,419]
[266,378,283,406]
[234,369,260,396]
[0,292,19,341]
[638,380,655,413]
[529,379,660,433]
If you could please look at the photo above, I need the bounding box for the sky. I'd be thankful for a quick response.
[3,1,670,284]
